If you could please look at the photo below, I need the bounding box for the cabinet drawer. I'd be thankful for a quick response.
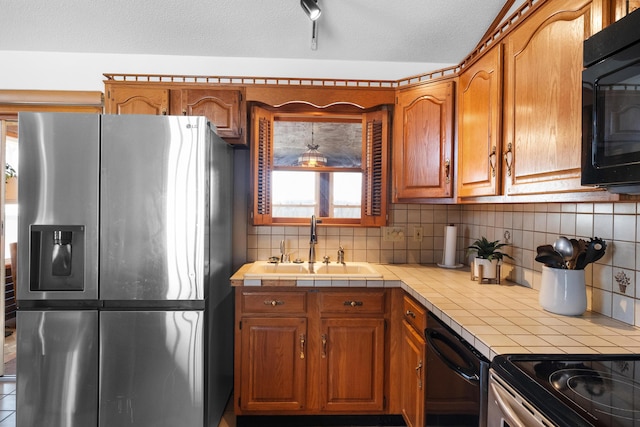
[318,290,386,314]
[403,294,427,331]
[241,290,307,314]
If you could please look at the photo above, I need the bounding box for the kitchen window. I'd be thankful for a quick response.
[251,105,389,226]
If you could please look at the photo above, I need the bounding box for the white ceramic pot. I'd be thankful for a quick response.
[474,258,499,280]
[539,265,586,316]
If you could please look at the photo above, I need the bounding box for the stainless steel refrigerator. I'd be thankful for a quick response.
[16,112,234,427]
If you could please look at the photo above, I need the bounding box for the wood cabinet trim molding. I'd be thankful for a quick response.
[0,90,103,106]
[0,90,103,117]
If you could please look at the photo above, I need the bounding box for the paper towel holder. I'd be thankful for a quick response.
[437,224,463,269]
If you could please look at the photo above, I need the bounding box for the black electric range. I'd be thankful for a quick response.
[491,354,640,426]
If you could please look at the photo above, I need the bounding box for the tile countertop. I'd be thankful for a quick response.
[230,263,640,361]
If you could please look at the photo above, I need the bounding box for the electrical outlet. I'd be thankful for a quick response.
[383,226,405,242]
[413,227,423,242]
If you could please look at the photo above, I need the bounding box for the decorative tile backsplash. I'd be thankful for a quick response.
[246,202,640,326]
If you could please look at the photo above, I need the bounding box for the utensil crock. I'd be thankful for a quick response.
[539,265,586,316]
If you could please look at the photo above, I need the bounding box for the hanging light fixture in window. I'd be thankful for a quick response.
[298,123,327,167]
[300,0,321,50]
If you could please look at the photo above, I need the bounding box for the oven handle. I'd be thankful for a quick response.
[425,328,479,383]
[489,380,527,427]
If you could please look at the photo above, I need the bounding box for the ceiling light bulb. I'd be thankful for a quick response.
[301,0,321,21]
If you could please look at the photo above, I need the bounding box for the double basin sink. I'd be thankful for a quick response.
[244,260,382,279]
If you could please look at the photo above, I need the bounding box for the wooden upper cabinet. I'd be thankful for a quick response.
[502,0,594,196]
[612,0,640,20]
[104,83,247,145]
[106,87,169,115]
[173,89,246,144]
[393,81,455,201]
[457,45,503,198]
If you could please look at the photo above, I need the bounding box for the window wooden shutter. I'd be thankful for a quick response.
[252,106,274,225]
[362,109,389,227]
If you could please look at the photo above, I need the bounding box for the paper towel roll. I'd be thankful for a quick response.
[438,225,462,268]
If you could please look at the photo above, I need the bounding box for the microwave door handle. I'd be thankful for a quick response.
[425,328,479,383]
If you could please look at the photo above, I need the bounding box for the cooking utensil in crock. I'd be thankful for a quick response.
[553,237,573,268]
[567,238,580,269]
[535,245,566,269]
[575,237,607,270]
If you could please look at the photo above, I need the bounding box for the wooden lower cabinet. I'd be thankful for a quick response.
[237,317,307,412]
[234,287,389,416]
[399,294,427,427]
[320,317,386,412]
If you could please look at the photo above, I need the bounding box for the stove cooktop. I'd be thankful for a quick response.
[492,354,640,427]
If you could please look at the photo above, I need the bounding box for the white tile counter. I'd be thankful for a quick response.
[231,263,640,360]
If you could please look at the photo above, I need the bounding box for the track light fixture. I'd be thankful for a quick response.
[300,0,321,21]
[300,0,321,50]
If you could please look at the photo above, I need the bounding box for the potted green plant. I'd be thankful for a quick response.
[5,163,16,183]
[467,237,514,280]
[5,163,17,201]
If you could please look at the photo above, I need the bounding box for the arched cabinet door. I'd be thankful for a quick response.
[502,0,593,196]
[393,80,454,201]
[457,45,503,198]
[106,87,169,115]
[175,89,245,144]
[104,83,247,146]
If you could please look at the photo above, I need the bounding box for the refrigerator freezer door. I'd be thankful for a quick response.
[16,310,99,427]
[99,311,204,427]
[100,115,209,303]
[18,112,100,301]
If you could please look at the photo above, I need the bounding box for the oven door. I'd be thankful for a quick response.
[488,370,552,427]
[425,312,489,427]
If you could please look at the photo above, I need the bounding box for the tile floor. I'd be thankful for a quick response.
[0,378,15,427]
[1,326,16,427]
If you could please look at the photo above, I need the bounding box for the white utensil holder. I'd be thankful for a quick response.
[539,266,586,316]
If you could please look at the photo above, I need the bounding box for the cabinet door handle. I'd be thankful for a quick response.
[321,334,327,358]
[405,310,416,318]
[263,299,284,307]
[299,334,306,360]
[416,360,423,389]
[489,146,497,177]
[444,159,451,184]
[504,142,513,177]
[343,300,363,307]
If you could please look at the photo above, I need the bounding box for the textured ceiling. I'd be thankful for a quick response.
[0,0,522,68]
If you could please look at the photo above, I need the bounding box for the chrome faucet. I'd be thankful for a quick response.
[279,240,289,263]
[337,245,345,264]
[309,215,322,271]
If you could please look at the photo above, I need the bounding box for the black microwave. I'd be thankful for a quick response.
[582,8,640,194]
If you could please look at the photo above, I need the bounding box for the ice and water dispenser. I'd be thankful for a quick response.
[30,225,85,291]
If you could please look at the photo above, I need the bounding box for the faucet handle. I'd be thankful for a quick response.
[323,256,330,264]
